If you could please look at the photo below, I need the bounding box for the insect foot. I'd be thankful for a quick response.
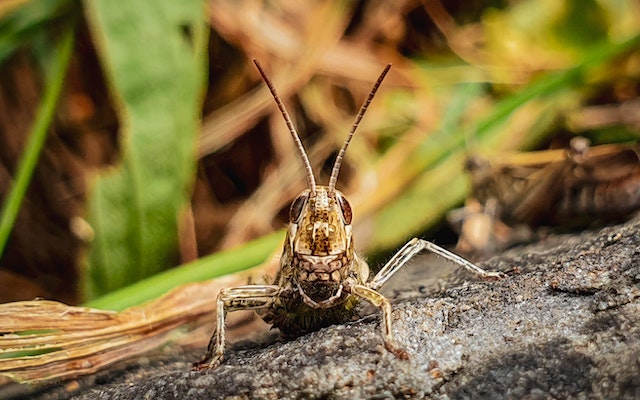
[386,342,410,360]
[193,354,222,371]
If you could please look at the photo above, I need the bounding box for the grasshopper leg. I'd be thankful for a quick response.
[368,238,505,291]
[350,284,409,360]
[194,285,281,370]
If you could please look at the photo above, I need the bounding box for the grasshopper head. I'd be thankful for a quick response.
[287,186,354,285]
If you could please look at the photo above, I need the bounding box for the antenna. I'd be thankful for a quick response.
[253,59,317,194]
[328,64,391,192]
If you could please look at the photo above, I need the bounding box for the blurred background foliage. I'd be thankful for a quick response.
[0,0,638,308]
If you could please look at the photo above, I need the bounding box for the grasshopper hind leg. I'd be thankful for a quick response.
[368,238,505,292]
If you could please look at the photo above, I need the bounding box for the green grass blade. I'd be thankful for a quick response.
[0,26,75,258]
[84,230,284,311]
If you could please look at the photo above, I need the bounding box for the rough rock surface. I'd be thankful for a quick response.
[23,216,640,399]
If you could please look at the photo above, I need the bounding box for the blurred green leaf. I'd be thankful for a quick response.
[0,0,77,65]
[83,0,208,298]
[554,0,607,46]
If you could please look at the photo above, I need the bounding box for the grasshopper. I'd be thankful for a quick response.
[194,60,503,370]
[467,137,640,227]
[452,137,640,255]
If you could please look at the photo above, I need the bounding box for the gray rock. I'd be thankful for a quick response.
[31,216,640,399]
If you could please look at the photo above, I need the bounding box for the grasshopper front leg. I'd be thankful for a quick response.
[350,284,409,359]
[194,285,282,370]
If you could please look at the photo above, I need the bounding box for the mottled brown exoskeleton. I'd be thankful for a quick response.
[194,59,503,370]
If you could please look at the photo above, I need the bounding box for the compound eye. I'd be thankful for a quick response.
[335,192,352,224]
[289,192,309,223]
